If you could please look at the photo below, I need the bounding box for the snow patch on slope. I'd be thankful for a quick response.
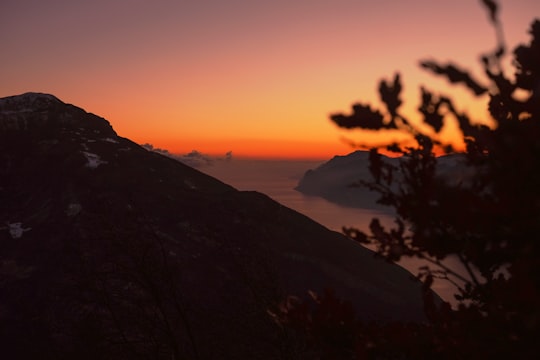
[82,151,107,168]
[2,222,32,239]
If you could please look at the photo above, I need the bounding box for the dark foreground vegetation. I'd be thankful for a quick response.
[278,1,540,358]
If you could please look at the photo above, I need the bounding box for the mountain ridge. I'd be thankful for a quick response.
[1,93,433,359]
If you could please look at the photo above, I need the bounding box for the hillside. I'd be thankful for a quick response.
[1,93,431,359]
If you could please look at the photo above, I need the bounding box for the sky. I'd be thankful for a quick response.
[1,0,539,159]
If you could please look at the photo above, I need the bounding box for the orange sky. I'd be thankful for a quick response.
[1,0,539,159]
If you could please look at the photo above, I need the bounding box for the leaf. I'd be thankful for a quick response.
[423,274,434,289]
[420,60,488,96]
[386,143,403,154]
[368,148,383,183]
[481,0,499,25]
[330,103,389,130]
[418,87,445,132]
[379,73,403,118]
[342,227,370,244]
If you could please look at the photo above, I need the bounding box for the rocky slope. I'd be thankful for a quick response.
[1,93,431,359]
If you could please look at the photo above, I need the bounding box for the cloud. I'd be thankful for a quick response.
[141,143,232,168]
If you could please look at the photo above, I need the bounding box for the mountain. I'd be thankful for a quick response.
[296,150,469,211]
[295,151,397,211]
[1,93,431,359]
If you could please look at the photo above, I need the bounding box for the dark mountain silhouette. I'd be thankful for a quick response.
[296,150,469,211]
[1,93,432,359]
[295,151,395,211]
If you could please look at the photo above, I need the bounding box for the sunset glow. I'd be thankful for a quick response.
[1,0,538,159]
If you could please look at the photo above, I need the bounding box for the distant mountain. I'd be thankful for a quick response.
[296,150,469,211]
[1,93,432,359]
[295,151,396,211]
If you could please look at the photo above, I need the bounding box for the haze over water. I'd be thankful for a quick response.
[203,158,389,231]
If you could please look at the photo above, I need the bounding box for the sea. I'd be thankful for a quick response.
[202,159,390,232]
[201,158,460,305]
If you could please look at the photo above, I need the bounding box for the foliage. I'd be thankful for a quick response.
[280,1,540,357]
